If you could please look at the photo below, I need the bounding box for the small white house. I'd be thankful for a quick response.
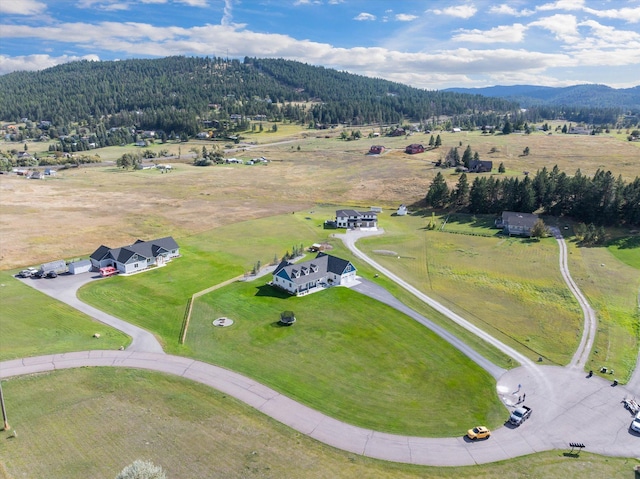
[396,204,408,216]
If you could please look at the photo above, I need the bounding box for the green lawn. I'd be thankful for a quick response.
[0,271,130,361]
[566,240,640,381]
[188,280,505,436]
[358,213,583,365]
[0,368,636,479]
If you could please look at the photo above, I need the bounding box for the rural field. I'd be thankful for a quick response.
[0,368,636,479]
[1,126,639,477]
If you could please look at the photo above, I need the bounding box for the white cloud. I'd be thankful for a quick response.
[354,12,376,21]
[453,23,527,43]
[177,0,209,6]
[529,14,581,44]
[0,54,100,75]
[489,5,534,17]
[537,0,585,12]
[395,14,417,22]
[583,6,640,23]
[430,4,477,19]
[0,0,47,15]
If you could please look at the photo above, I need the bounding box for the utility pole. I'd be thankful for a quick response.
[0,380,9,431]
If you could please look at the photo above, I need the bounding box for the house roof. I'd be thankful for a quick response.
[90,245,111,261]
[336,209,361,217]
[90,237,179,264]
[274,253,355,286]
[502,211,538,228]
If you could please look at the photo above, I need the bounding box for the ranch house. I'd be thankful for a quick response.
[405,144,425,154]
[368,145,385,154]
[335,209,378,229]
[271,252,357,296]
[90,236,180,274]
[469,159,493,173]
[495,212,538,237]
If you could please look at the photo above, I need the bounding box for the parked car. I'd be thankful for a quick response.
[467,426,491,440]
[33,270,45,278]
[45,270,58,278]
[631,412,640,433]
[509,405,532,426]
[18,267,38,278]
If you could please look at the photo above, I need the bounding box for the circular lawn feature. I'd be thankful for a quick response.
[213,317,234,327]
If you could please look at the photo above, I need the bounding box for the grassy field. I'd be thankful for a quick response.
[0,368,637,479]
[357,212,583,365]
[565,239,640,381]
[187,280,505,436]
[0,271,130,361]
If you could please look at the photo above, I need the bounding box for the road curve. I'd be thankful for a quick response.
[2,350,638,465]
[15,273,164,353]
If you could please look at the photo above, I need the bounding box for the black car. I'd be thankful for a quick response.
[33,270,45,278]
[45,271,58,278]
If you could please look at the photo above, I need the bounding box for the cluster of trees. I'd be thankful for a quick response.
[425,166,640,227]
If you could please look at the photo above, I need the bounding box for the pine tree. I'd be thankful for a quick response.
[426,172,450,208]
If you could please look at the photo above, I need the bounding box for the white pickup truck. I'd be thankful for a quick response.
[509,405,532,426]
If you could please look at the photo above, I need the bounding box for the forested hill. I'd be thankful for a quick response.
[444,84,640,110]
[0,56,516,134]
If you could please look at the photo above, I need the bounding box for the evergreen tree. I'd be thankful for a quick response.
[462,145,473,168]
[453,172,470,207]
[498,162,505,173]
[435,134,442,147]
[502,117,512,135]
[426,172,450,208]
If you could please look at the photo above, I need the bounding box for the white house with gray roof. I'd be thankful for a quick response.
[90,236,180,274]
[335,209,378,229]
[272,252,357,296]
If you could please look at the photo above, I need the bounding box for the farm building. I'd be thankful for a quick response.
[89,236,180,274]
[368,145,385,154]
[68,259,92,275]
[335,209,378,230]
[272,252,357,296]
[405,144,425,154]
[496,211,538,236]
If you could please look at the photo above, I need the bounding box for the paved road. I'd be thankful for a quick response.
[2,350,638,465]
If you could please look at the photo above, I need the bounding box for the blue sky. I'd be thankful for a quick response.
[1,0,639,89]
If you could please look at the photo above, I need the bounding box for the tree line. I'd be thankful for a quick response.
[425,166,640,227]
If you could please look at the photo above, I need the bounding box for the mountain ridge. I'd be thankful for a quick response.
[443,84,640,109]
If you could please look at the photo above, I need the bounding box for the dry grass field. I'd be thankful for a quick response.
[2,127,638,270]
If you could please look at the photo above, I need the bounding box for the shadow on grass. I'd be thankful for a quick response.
[562,452,581,458]
[254,284,292,299]
[269,321,294,328]
[608,235,640,249]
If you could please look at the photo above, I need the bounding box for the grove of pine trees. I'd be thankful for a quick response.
[424,166,640,227]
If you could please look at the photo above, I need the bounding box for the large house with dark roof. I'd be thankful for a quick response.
[335,209,378,229]
[90,236,180,274]
[272,252,357,296]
